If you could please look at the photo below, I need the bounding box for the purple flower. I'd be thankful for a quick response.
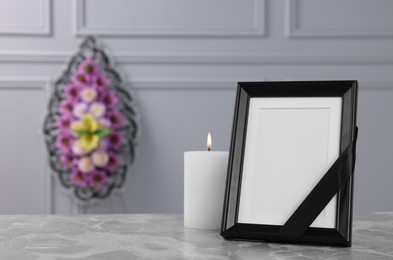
[107,110,123,128]
[59,99,75,115]
[72,71,91,85]
[97,138,109,150]
[106,152,120,172]
[65,84,81,100]
[72,102,89,118]
[107,132,124,149]
[56,115,73,133]
[70,169,88,187]
[100,92,118,108]
[55,134,73,153]
[88,171,107,189]
[78,59,99,76]
[93,75,111,90]
[60,153,75,168]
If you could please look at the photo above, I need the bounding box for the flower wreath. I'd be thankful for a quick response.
[43,36,139,204]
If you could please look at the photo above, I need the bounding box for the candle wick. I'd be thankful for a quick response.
[208,147,211,151]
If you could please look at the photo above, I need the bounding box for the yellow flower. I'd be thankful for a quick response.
[71,113,111,154]
[81,114,98,132]
[71,121,84,136]
[72,114,98,134]
[79,134,99,153]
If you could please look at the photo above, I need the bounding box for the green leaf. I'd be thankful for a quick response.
[96,128,111,138]
[73,130,89,137]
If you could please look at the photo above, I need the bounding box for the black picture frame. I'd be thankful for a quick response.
[221,81,358,247]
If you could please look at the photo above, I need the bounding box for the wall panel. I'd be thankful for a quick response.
[74,0,266,37]
[286,0,393,38]
[0,78,50,214]
[0,0,392,214]
[0,0,50,35]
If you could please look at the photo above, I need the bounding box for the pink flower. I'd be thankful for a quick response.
[107,132,124,149]
[65,84,81,100]
[59,99,75,115]
[107,111,123,128]
[70,169,88,187]
[56,115,73,133]
[55,134,73,153]
[93,75,111,90]
[106,152,120,172]
[100,92,118,108]
[88,171,107,189]
[60,153,75,168]
[78,59,99,76]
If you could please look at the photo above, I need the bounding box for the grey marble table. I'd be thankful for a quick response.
[0,213,392,260]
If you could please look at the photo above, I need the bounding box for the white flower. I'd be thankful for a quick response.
[78,157,94,173]
[90,102,106,118]
[97,118,111,129]
[73,102,89,118]
[72,140,86,155]
[91,150,109,167]
[80,87,97,103]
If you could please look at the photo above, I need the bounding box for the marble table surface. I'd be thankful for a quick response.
[0,213,392,260]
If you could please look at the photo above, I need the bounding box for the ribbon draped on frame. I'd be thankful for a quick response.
[278,127,358,237]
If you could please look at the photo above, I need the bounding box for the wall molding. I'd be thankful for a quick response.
[275,79,393,90]
[358,80,393,90]
[0,77,50,89]
[285,0,393,38]
[0,77,388,93]
[128,78,393,91]
[0,0,51,36]
[0,77,52,214]
[129,78,262,91]
[1,51,393,65]
[73,0,265,37]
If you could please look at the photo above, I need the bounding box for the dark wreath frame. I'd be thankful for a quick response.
[43,36,139,204]
[221,81,358,247]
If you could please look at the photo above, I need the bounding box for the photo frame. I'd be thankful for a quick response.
[221,81,358,246]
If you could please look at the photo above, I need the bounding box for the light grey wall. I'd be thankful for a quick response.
[0,0,392,214]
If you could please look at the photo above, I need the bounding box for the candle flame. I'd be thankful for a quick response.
[207,132,212,151]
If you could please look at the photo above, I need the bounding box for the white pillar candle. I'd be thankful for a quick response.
[184,133,228,229]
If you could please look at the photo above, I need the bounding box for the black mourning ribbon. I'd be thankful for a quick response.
[278,127,358,237]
